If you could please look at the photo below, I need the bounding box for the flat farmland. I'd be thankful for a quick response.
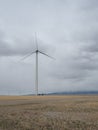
[0,95,98,130]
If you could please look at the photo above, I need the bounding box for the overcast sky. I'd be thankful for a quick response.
[0,0,98,95]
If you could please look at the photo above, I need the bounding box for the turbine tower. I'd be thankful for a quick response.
[21,35,54,95]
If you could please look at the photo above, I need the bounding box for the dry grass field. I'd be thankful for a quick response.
[0,95,98,130]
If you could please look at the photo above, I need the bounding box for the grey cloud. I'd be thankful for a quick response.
[0,0,98,94]
[0,30,12,56]
[84,43,98,53]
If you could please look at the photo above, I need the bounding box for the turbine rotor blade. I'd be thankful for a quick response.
[38,50,55,60]
[35,32,38,50]
[20,51,36,61]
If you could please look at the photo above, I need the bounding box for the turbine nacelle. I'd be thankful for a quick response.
[36,50,39,53]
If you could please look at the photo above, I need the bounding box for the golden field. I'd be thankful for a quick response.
[0,95,98,130]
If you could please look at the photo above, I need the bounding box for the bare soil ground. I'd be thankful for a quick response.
[0,95,98,130]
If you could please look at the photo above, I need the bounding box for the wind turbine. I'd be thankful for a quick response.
[21,35,54,95]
